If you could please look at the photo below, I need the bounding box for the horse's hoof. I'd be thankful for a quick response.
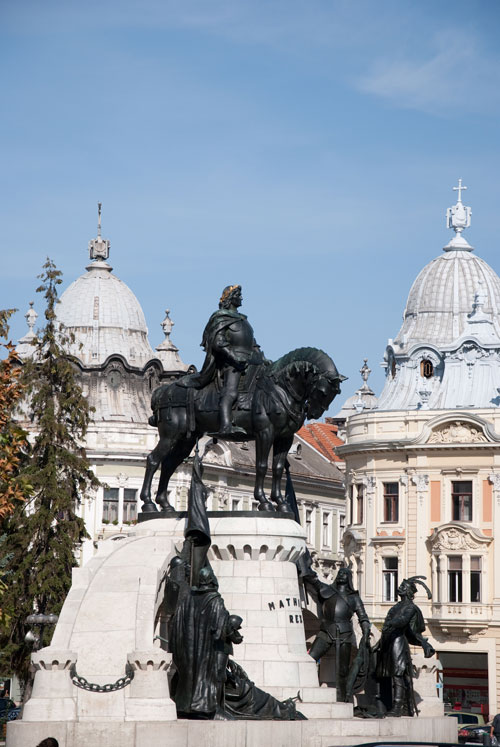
[141,502,158,514]
[257,501,275,512]
[277,501,292,514]
[158,503,176,513]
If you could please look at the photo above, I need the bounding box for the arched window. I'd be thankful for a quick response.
[421,359,434,378]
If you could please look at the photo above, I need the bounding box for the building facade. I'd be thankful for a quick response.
[337,182,500,716]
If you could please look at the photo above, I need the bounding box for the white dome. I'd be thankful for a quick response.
[377,185,500,411]
[58,259,155,366]
[395,250,500,348]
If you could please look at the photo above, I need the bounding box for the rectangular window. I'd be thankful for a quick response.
[306,508,313,543]
[356,485,364,524]
[448,556,463,602]
[123,488,138,523]
[339,514,345,539]
[471,556,481,602]
[103,488,119,523]
[383,482,399,522]
[231,497,241,511]
[349,486,354,525]
[322,513,330,548]
[382,557,398,601]
[452,480,473,521]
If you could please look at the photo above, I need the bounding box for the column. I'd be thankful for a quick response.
[438,553,446,603]
[431,554,438,603]
[463,554,471,604]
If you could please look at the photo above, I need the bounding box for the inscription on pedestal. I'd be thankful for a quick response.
[267,596,303,623]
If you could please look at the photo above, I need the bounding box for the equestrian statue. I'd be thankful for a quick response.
[140,284,345,514]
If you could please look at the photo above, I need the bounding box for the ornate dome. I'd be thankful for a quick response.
[394,251,500,348]
[57,210,154,367]
[378,181,500,411]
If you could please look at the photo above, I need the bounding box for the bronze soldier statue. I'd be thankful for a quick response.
[183,284,267,437]
[305,566,371,702]
[376,576,434,717]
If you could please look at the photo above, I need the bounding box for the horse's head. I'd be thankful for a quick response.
[268,347,346,420]
[306,369,346,420]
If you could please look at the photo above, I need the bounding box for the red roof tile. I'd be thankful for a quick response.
[297,421,344,463]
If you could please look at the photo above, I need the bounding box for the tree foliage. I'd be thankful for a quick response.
[0,309,30,520]
[0,260,99,684]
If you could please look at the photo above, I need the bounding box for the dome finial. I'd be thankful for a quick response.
[26,301,37,333]
[16,301,38,359]
[360,358,371,390]
[160,310,174,345]
[155,309,189,372]
[444,179,473,252]
[88,202,111,262]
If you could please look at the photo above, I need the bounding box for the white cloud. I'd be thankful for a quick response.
[356,30,500,114]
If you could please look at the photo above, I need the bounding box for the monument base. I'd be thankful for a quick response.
[7,715,458,747]
[11,514,448,746]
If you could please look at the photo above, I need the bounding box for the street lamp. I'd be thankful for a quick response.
[24,613,59,651]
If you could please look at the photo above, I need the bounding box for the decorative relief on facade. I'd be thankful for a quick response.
[116,472,129,486]
[429,525,491,552]
[428,421,487,444]
[342,529,365,560]
[488,472,500,505]
[309,551,337,583]
[364,475,376,506]
[411,473,429,506]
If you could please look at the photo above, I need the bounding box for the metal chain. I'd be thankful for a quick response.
[69,662,134,693]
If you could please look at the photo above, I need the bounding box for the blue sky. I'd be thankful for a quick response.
[2,0,500,413]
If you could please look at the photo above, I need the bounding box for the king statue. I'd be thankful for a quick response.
[182,284,267,437]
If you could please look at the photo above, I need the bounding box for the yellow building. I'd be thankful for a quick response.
[337,182,499,718]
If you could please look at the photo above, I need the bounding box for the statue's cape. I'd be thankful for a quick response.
[170,590,229,714]
[201,309,248,351]
[181,309,249,389]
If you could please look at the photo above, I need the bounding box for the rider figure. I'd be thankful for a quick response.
[184,285,266,438]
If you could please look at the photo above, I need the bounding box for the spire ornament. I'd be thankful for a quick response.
[444,179,473,252]
[25,301,38,333]
[88,201,110,262]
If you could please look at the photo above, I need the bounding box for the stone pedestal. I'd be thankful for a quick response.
[22,649,77,721]
[9,512,452,746]
[208,516,319,695]
[412,654,444,717]
[125,650,174,721]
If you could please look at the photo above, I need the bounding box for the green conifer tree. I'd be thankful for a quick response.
[0,260,99,688]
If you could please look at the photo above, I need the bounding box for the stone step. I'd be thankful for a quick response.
[299,701,352,719]
[6,715,460,747]
[283,686,340,703]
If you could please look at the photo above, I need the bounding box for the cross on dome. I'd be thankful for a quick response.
[452,178,467,203]
[444,179,473,252]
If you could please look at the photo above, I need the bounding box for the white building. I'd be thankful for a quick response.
[337,181,500,717]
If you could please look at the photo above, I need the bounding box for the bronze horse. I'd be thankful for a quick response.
[140,347,345,513]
